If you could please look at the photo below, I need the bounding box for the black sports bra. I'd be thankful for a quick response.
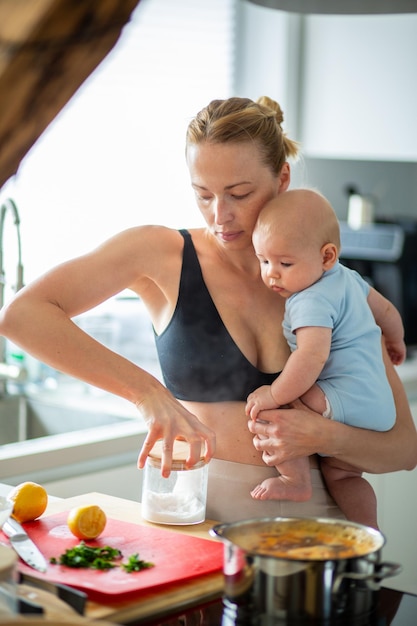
[154,230,280,402]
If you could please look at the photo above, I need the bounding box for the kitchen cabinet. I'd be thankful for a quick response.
[300,14,417,161]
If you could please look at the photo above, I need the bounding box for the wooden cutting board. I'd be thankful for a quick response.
[1,511,224,602]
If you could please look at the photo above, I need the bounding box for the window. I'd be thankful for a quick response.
[2,0,236,284]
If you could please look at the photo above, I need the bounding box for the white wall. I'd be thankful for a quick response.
[235,1,300,143]
[300,14,417,160]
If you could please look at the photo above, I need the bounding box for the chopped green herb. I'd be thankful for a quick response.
[121,553,154,573]
[49,541,154,573]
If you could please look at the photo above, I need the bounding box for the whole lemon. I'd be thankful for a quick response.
[8,481,48,523]
[67,505,107,540]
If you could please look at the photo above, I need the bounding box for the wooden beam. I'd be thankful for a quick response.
[0,0,141,189]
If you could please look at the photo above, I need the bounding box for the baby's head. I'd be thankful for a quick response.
[253,189,341,296]
[254,188,340,253]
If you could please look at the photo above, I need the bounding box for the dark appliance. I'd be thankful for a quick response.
[145,587,417,625]
[339,220,417,348]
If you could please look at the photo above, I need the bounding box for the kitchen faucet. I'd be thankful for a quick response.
[0,198,26,392]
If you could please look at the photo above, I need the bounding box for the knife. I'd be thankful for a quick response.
[2,517,48,573]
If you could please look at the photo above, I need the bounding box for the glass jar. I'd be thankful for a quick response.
[141,439,209,525]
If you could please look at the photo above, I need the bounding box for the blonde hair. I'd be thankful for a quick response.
[186,96,299,175]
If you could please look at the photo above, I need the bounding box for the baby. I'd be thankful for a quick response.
[246,188,406,528]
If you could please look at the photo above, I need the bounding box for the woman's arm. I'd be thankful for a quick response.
[248,340,417,474]
[368,286,406,365]
[0,226,216,471]
[0,227,163,397]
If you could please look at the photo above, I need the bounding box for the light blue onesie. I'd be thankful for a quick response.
[283,261,395,430]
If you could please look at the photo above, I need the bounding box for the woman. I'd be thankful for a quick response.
[1,96,416,522]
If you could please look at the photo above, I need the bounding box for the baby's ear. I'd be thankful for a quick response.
[321,243,338,270]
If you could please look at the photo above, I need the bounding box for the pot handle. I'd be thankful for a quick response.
[333,561,402,594]
[209,523,229,540]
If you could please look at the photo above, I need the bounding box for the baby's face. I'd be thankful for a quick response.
[253,231,326,298]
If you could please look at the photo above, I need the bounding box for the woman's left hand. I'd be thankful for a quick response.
[249,341,417,474]
[248,399,326,465]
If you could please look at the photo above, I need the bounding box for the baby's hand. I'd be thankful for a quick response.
[385,338,407,366]
[246,386,276,420]
[245,394,259,420]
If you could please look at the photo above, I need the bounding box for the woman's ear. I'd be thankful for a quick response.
[278,163,291,192]
[321,243,338,270]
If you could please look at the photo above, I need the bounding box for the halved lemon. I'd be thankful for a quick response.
[67,505,107,539]
[8,481,48,523]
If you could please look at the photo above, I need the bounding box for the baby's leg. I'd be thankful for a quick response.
[320,457,378,529]
[300,383,328,416]
[251,456,312,502]
[251,389,326,503]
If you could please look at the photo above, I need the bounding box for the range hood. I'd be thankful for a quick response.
[246,0,417,14]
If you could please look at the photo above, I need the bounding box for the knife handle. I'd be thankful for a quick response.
[18,574,87,616]
[55,583,87,615]
[18,597,44,615]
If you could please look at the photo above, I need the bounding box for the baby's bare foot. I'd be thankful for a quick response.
[250,476,312,502]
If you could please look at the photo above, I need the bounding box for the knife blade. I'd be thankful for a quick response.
[2,517,48,573]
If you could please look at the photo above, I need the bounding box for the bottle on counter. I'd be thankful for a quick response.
[345,185,375,230]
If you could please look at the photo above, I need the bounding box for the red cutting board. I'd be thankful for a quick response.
[1,511,224,601]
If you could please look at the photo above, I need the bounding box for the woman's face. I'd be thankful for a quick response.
[186,141,289,250]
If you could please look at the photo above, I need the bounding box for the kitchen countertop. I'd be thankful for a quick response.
[2,486,417,625]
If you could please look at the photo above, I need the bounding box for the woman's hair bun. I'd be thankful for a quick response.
[257,96,284,126]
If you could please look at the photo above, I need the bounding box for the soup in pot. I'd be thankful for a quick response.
[225,518,383,561]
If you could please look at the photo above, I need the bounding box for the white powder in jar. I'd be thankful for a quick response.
[142,440,209,525]
[142,490,206,524]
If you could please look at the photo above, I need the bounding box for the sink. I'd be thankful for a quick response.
[0,387,147,494]
[0,393,132,445]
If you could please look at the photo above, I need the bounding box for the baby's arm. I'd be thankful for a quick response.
[246,326,331,420]
[367,287,406,365]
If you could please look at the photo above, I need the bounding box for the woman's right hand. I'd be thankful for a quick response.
[136,381,216,477]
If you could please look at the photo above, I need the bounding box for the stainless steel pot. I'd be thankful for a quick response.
[210,517,401,623]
